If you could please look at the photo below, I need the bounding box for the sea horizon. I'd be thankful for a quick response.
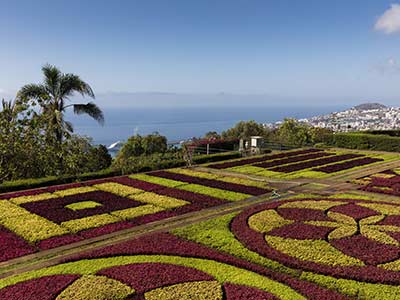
[67,105,348,147]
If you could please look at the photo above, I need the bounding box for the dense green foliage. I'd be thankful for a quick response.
[220,119,332,148]
[0,152,240,193]
[114,151,241,174]
[324,133,400,152]
[115,133,168,159]
[0,65,111,183]
[365,130,400,137]
[0,98,111,182]
[221,120,270,140]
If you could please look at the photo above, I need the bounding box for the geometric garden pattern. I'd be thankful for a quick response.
[2,150,400,299]
[232,197,400,284]
[0,170,272,262]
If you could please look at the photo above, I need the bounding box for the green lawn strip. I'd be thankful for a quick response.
[168,168,270,188]
[201,154,267,167]
[179,184,250,201]
[300,272,400,300]
[284,193,375,201]
[301,183,330,190]
[129,174,188,188]
[201,148,323,168]
[228,165,267,174]
[131,174,251,201]
[172,212,297,276]
[0,255,305,300]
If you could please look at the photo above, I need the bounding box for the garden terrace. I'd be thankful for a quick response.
[208,148,323,169]
[2,149,400,299]
[171,194,400,299]
[313,157,383,173]
[254,151,334,168]
[217,149,396,180]
[0,170,272,263]
[355,169,400,197]
[268,153,363,173]
[4,194,400,299]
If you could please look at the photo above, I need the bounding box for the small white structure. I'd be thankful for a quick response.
[108,141,124,151]
[250,136,264,148]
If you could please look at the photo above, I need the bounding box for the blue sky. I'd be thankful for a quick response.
[1,0,400,106]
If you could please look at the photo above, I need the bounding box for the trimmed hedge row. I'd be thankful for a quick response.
[323,133,400,152]
[0,152,241,194]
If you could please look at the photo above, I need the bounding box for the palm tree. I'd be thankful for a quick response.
[17,64,104,143]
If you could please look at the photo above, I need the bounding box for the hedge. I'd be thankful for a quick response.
[0,152,241,194]
[323,133,400,152]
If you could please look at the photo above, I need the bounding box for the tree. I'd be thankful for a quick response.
[310,127,333,144]
[203,131,221,140]
[277,118,312,147]
[62,136,112,174]
[0,98,51,182]
[221,120,268,140]
[0,96,110,182]
[17,64,104,143]
[142,132,168,155]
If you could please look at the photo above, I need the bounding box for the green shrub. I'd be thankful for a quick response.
[323,133,400,152]
[0,152,240,193]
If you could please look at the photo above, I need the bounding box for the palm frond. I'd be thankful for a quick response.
[73,102,104,125]
[64,120,74,133]
[42,64,61,97]
[59,74,95,99]
[16,84,48,103]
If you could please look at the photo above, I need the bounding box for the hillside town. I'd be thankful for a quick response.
[265,103,400,132]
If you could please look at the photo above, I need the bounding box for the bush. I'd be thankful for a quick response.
[323,133,400,152]
[0,152,241,193]
[0,168,119,194]
[114,152,242,175]
[115,133,168,161]
[191,139,239,154]
[365,130,400,137]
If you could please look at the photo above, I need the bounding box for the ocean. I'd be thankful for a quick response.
[66,105,346,147]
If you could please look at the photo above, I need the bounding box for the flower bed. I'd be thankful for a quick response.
[232,197,400,283]
[270,154,363,173]
[0,232,347,300]
[254,152,333,168]
[208,148,322,169]
[149,170,272,195]
[313,157,383,173]
[173,195,400,299]
[0,170,266,263]
[356,169,400,197]
[3,194,400,299]
[128,173,257,201]
[211,149,396,179]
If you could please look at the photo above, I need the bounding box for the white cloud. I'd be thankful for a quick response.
[375,4,400,34]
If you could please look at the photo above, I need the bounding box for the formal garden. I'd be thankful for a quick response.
[1,147,400,299]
